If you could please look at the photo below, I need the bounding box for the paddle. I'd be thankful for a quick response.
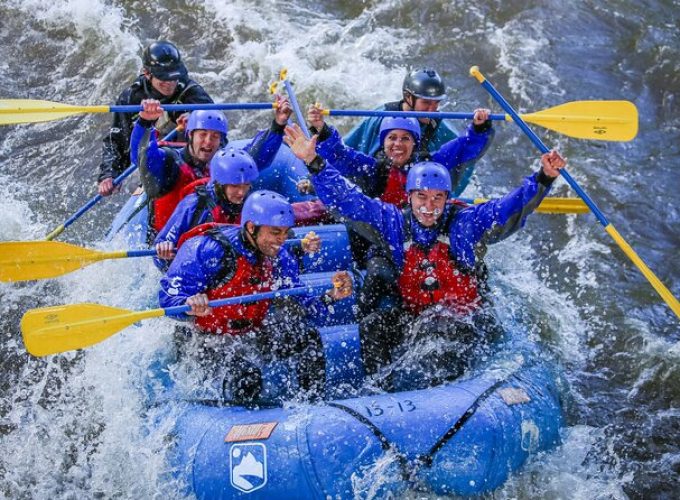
[321,101,638,142]
[21,282,333,357]
[470,66,680,320]
[0,100,276,126]
[278,69,313,139]
[0,238,308,282]
[456,197,588,215]
[44,128,179,241]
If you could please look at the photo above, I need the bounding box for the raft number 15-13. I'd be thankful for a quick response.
[365,400,416,417]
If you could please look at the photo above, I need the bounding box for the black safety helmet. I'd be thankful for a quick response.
[402,68,447,101]
[142,41,187,81]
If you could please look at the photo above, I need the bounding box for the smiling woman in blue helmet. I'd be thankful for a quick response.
[339,68,493,197]
[306,100,493,208]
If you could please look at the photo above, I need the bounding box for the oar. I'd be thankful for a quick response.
[279,69,313,139]
[0,240,157,282]
[456,197,589,214]
[0,238,308,282]
[0,99,276,126]
[45,128,179,241]
[21,282,332,357]
[470,66,680,320]
[321,100,638,142]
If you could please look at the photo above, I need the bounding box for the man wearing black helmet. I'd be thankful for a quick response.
[343,68,486,197]
[97,40,213,196]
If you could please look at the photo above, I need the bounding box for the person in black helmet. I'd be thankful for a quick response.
[343,68,489,197]
[97,40,213,196]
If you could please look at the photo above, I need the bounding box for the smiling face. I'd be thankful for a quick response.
[382,129,416,167]
[409,188,447,227]
[246,223,289,257]
[190,130,222,163]
[223,183,251,205]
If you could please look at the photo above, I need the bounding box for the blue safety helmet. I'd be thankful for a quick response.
[379,117,421,147]
[241,190,295,228]
[210,148,259,185]
[186,110,228,138]
[406,161,452,193]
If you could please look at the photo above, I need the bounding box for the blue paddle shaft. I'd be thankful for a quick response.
[109,103,273,113]
[282,80,312,139]
[476,75,609,226]
[327,109,505,121]
[163,283,331,316]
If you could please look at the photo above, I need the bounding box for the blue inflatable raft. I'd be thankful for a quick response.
[110,144,565,498]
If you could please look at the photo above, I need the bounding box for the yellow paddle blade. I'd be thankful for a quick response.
[0,241,126,282]
[473,197,589,214]
[518,101,638,142]
[21,303,164,356]
[0,99,108,125]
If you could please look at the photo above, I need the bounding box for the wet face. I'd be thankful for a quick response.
[190,130,222,163]
[246,223,289,257]
[409,189,447,227]
[224,183,251,205]
[383,129,415,167]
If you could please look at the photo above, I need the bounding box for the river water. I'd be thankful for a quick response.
[0,0,678,498]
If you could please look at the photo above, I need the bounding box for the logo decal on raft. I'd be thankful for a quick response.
[520,419,540,453]
[230,442,268,493]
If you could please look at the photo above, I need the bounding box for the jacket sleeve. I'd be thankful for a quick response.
[242,121,285,171]
[315,125,378,180]
[152,194,203,271]
[430,122,494,195]
[98,88,135,182]
[132,120,177,198]
[158,236,225,317]
[310,161,398,234]
[449,171,553,269]
[274,250,334,323]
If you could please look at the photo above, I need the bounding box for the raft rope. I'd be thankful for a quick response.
[328,374,514,483]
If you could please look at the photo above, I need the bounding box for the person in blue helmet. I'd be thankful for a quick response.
[159,190,353,403]
[98,41,214,196]
[130,94,292,238]
[305,103,492,273]
[153,147,322,271]
[340,68,488,196]
[306,104,493,206]
[284,122,566,389]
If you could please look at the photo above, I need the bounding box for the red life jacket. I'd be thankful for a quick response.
[397,208,481,315]
[151,161,209,232]
[175,221,235,249]
[191,229,274,335]
[379,167,408,208]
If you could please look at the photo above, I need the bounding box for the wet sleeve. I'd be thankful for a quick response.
[158,236,225,317]
[242,120,284,171]
[315,126,378,179]
[310,162,398,234]
[431,122,495,194]
[133,121,175,197]
[152,195,202,272]
[98,89,135,182]
[449,171,552,268]
[274,251,333,323]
